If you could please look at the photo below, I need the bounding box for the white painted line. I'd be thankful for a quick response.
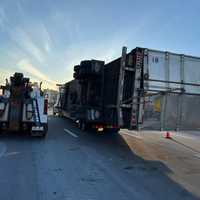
[0,142,7,158]
[173,134,195,140]
[120,131,142,139]
[64,129,78,138]
[4,152,20,157]
[194,154,200,159]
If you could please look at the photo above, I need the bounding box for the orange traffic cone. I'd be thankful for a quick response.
[165,132,172,139]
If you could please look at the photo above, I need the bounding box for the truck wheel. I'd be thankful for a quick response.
[38,128,47,138]
[58,112,63,117]
[80,121,87,131]
[77,120,81,129]
[42,124,48,138]
[40,131,47,138]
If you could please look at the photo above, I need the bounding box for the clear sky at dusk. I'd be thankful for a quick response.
[0,0,200,89]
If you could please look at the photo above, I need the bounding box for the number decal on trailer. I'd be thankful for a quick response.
[152,56,159,63]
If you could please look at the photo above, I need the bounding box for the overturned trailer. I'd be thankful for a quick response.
[57,60,120,131]
[57,47,200,132]
[106,47,200,131]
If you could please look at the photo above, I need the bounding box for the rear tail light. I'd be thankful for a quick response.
[44,98,48,115]
[95,125,103,129]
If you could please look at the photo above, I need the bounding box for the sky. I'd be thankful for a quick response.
[0,0,200,90]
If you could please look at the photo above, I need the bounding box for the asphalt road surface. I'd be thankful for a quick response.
[0,116,200,200]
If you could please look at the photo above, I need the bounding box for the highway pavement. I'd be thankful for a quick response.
[0,116,199,200]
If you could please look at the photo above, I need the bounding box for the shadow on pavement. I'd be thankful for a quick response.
[64,118,199,200]
[0,131,45,141]
[0,116,199,200]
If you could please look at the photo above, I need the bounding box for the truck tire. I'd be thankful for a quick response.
[41,124,48,138]
[80,121,87,131]
[40,131,47,138]
[38,130,47,138]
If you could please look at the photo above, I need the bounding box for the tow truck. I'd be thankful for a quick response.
[0,73,48,137]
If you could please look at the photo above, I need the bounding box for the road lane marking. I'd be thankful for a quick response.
[194,154,200,159]
[120,131,142,139]
[0,142,7,158]
[4,152,20,157]
[174,134,196,140]
[64,129,78,138]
